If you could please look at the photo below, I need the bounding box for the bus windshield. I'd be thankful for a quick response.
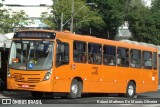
[9,40,54,70]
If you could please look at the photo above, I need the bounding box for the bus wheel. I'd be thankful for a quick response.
[31,91,43,99]
[125,81,136,98]
[78,81,82,98]
[67,79,80,99]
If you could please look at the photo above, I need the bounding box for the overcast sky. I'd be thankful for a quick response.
[4,0,53,5]
[143,0,151,6]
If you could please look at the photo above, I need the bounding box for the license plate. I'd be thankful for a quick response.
[21,84,29,88]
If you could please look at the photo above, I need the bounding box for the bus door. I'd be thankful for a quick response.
[101,45,117,92]
[54,40,71,92]
[116,47,130,92]
[141,51,156,90]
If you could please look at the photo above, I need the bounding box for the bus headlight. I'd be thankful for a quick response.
[43,70,52,81]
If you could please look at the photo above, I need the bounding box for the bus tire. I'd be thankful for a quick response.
[125,81,136,98]
[78,81,82,98]
[67,79,79,99]
[31,91,43,99]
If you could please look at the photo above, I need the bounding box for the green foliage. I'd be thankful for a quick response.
[0,9,29,33]
[42,0,105,35]
[151,0,160,13]
[87,0,126,39]
[127,0,160,45]
[42,0,160,44]
[151,0,160,31]
[0,0,4,7]
[41,12,56,29]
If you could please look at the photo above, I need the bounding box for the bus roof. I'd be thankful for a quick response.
[15,30,157,52]
[56,31,157,52]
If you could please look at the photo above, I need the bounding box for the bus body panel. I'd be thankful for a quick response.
[7,30,158,96]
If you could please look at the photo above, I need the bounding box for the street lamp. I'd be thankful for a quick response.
[60,1,96,32]
[70,1,96,33]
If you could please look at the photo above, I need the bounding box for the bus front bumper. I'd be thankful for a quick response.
[7,78,54,92]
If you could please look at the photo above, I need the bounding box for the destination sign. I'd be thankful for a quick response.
[13,31,56,39]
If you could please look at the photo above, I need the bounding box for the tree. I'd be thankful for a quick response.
[41,0,105,36]
[0,0,4,7]
[0,9,29,33]
[41,12,56,29]
[151,0,160,13]
[151,0,160,34]
[87,0,127,39]
[126,0,160,45]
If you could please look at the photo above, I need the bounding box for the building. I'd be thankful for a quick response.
[3,1,52,30]
[115,21,132,40]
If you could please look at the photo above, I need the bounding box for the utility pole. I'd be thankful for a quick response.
[61,1,95,33]
[107,31,109,39]
[70,0,74,33]
[60,13,63,31]
[90,28,92,35]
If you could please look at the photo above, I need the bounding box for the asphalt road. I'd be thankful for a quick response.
[0,86,160,107]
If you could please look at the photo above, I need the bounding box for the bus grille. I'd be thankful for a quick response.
[13,74,41,83]
[15,78,41,83]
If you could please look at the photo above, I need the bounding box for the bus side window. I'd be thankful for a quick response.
[73,41,86,63]
[56,41,69,67]
[143,51,152,69]
[153,52,157,70]
[103,45,116,66]
[130,49,141,68]
[117,47,129,67]
[88,43,102,64]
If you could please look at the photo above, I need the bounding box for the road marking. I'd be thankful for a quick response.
[120,104,133,106]
[2,91,12,94]
[9,91,17,94]
[144,104,160,107]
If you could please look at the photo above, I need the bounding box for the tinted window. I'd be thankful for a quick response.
[117,47,129,67]
[103,45,116,66]
[73,41,86,63]
[143,51,152,69]
[9,41,54,70]
[56,41,69,67]
[130,49,141,68]
[153,52,157,70]
[88,43,102,64]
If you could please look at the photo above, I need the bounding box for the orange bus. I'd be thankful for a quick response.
[7,30,158,98]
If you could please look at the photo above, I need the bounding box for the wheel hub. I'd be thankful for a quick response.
[128,85,134,96]
[71,84,78,94]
